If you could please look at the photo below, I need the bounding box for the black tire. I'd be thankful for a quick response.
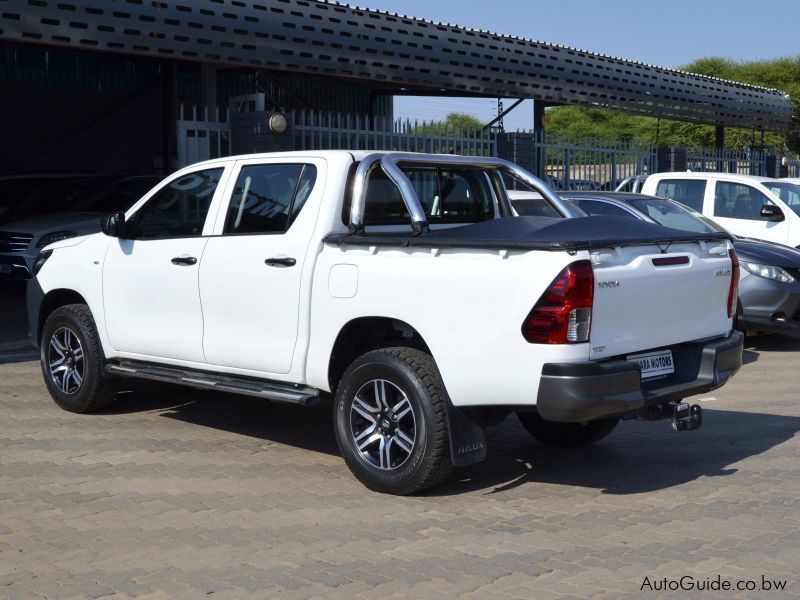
[40,304,115,413]
[334,348,453,495]
[733,300,744,334]
[516,412,619,448]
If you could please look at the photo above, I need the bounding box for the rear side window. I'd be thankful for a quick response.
[654,179,706,212]
[224,164,317,234]
[713,182,773,221]
[128,168,223,239]
[363,167,493,225]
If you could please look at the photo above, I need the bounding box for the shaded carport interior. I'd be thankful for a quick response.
[0,0,794,176]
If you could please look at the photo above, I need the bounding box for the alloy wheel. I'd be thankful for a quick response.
[48,327,84,394]
[350,379,417,470]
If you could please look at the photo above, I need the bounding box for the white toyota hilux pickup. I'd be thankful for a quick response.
[27,151,744,494]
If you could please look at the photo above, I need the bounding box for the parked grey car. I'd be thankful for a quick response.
[0,175,160,279]
[510,189,800,336]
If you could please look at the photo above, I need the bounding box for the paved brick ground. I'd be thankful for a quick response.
[1,336,799,598]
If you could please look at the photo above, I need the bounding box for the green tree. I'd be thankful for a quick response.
[441,112,484,131]
[545,55,800,153]
[413,112,486,135]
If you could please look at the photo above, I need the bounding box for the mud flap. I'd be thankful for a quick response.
[445,398,488,467]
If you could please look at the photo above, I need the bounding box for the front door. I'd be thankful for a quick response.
[199,159,322,374]
[103,166,228,362]
[711,180,790,245]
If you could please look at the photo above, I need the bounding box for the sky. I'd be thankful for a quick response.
[359,0,800,131]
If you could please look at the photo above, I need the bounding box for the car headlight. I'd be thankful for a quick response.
[741,262,795,283]
[32,249,52,276]
[37,231,77,248]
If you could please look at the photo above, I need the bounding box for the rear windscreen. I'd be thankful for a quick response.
[362,167,494,225]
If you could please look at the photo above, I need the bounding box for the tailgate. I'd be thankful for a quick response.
[590,241,733,360]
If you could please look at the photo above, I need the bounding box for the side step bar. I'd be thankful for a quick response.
[106,360,321,406]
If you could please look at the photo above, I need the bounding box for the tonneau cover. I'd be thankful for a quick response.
[324,216,732,251]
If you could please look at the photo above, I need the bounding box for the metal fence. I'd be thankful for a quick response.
[176,104,230,169]
[291,111,496,156]
[533,133,656,190]
[528,135,777,187]
[784,156,800,179]
[175,105,797,184]
[176,106,495,167]
[685,147,768,176]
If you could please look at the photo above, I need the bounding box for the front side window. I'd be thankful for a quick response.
[713,182,774,221]
[224,164,317,235]
[654,179,706,212]
[764,182,800,216]
[363,167,494,225]
[127,168,223,239]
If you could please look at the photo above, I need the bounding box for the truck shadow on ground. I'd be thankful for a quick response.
[745,333,800,353]
[105,382,341,456]
[103,382,799,497]
[0,349,38,365]
[736,333,800,365]
[432,409,800,496]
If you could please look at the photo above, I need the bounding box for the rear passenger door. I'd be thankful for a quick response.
[198,158,323,375]
[710,180,789,244]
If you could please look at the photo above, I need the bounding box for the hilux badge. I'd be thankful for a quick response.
[598,280,620,288]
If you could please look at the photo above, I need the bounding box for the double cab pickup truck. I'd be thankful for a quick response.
[28,151,744,494]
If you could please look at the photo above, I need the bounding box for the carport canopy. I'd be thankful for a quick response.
[0,0,793,131]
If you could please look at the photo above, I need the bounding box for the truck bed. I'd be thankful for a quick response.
[324,216,732,251]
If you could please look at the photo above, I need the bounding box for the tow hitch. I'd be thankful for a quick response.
[671,402,703,431]
[637,401,703,431]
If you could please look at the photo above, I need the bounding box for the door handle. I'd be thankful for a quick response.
[171,256,197,266]
[265,256,297,267]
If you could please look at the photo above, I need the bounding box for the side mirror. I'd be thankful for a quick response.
[760,204,785,222]
[101,212,127,238]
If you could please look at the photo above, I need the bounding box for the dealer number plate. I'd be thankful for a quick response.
[627,349,674,380]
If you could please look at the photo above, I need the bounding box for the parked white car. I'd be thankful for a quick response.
[28,151,743,494]
[641,172,800,247]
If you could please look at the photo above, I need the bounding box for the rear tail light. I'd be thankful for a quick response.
[728,249,739,318]
[522,260,594,344]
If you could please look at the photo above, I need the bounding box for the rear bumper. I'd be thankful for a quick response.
[536,331,744,422]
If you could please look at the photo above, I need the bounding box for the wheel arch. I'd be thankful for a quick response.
[36,288,89,345]
[327,316,431,393]
[329,325,489,472]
